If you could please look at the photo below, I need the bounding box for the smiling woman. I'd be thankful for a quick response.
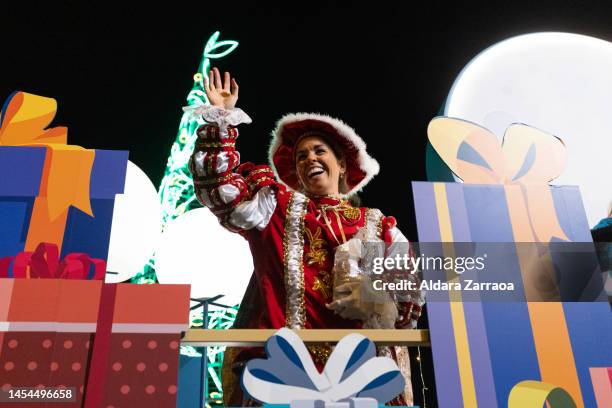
[294,135,346,197]
[188,68,424,406]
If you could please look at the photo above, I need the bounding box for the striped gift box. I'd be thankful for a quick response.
[412,118,612,408]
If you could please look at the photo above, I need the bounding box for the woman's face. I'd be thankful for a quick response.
[295,135,346,197]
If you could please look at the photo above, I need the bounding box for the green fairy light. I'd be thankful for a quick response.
[131,31,239,284]
[130,31,240,403]
[180,305,239,403]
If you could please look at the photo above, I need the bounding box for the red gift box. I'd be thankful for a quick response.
[0,278,101,407]
[85,284,190,408]
[0,246,190,407]
[0,242,104,407]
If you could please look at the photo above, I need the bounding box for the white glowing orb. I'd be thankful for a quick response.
[106,161,162,282]
[446,32,612,227]
[154,207,253,306]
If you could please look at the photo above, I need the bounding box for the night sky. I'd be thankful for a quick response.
[3,1,611,240]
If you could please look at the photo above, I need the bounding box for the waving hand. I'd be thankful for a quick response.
[204,67,239,110]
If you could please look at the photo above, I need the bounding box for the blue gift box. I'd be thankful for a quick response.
[413,117,612,408]
[0,146,46,258]
[0,145,128,262]
[412,181,612,408]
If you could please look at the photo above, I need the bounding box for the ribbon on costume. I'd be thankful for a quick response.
[316,201,359,245]
[241,328,404,406]
[428,117,569,243]
[0,242,106,280]
[0,91,95,252]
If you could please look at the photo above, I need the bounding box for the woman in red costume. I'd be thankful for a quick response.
[188,68,424,406]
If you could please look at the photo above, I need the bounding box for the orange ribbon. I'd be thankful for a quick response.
[0,92,95,251]
[428,117,569,243]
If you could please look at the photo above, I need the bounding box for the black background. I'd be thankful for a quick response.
[2,1,611,240]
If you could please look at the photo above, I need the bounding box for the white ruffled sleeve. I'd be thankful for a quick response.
[187,105,277,234]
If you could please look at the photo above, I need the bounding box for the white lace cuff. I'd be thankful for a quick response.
[182,104,252,129]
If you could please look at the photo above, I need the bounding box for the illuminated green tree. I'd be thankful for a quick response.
[130,32,239,405]
[132,31,239,284]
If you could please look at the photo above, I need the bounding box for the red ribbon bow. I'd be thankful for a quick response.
[0,242,106,280]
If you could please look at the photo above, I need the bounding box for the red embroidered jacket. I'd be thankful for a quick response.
[188,107,424,331]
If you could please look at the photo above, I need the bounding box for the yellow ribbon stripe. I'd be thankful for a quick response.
[434,183,478,408]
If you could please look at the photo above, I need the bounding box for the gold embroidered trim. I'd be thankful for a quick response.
[307,343,333,365]
[198,173,234,186]
[247,168,272,177]
[197,141,236,148]
[283,192,308,329]
[247,176,274,188]
[312,270,333,299]
[304,227,327,266]
[207,152,214,175]
[376,214,384,239]
[365,208,384,240]
[342,206,361,221]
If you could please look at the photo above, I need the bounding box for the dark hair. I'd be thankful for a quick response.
[295,132,344,160]
[347,193,361,207]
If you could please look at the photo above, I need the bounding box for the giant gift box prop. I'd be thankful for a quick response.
[0,91,128,262]
[412,118,612,408]
[0,272,190,407]
[0,276,101,407]
[84,283,190,408]
[0,243,104,407]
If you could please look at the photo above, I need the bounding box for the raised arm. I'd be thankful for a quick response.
[188,68,277,235]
